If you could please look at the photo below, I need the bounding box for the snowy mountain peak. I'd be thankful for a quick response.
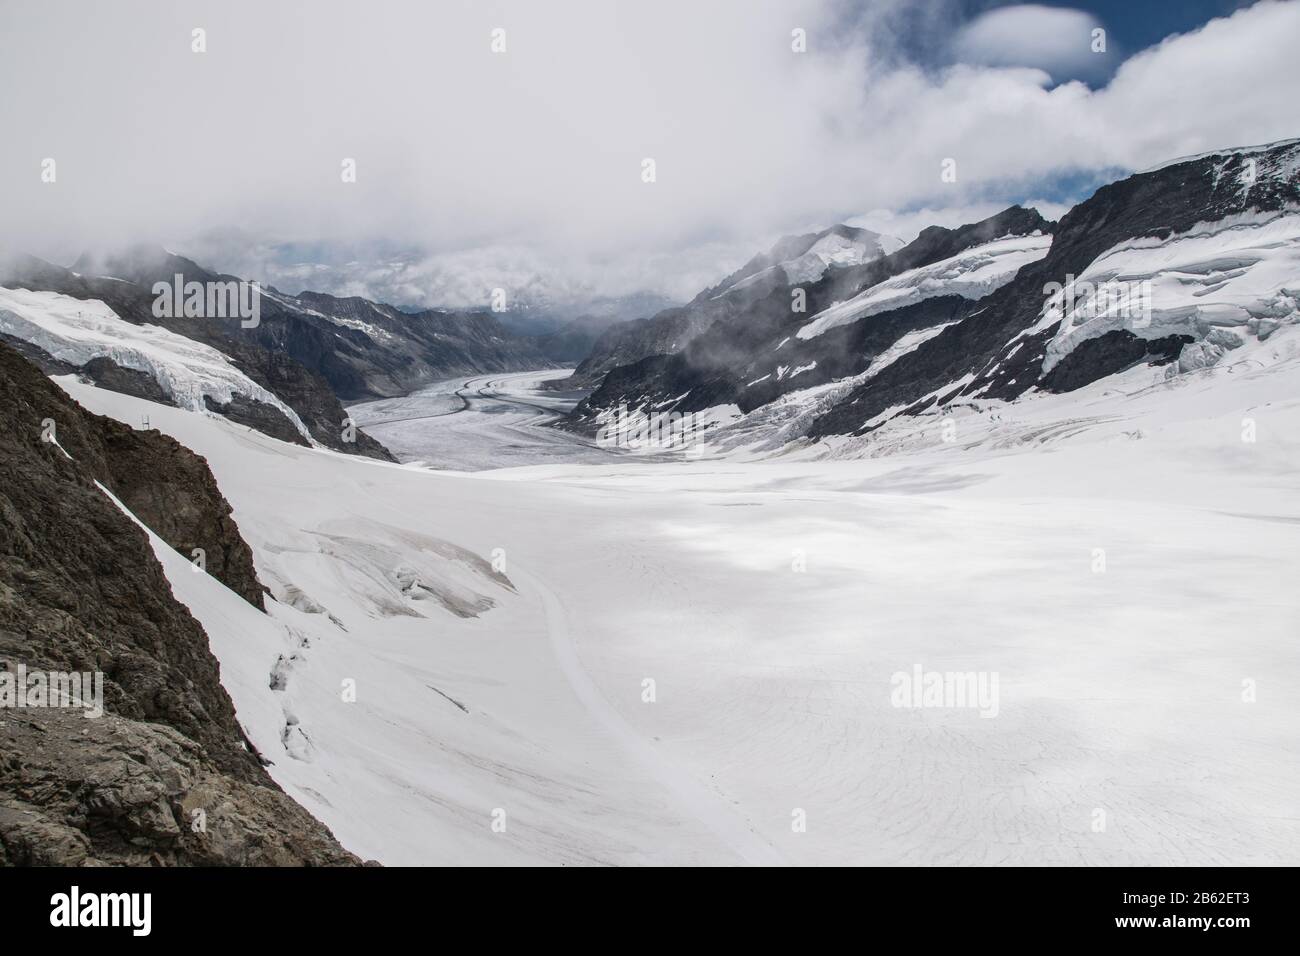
[701,224,902,301]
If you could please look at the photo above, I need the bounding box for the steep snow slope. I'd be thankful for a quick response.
[57,379,749,865]
[0,286,313,440]
[796,233,1051,340]
[570,142,1299,448]
[56,322,1300,864]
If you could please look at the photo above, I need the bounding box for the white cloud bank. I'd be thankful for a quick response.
[952,4,1116,82]
[0,0,1296,305]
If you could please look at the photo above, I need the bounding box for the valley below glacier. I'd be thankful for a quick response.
[347,370,612,471]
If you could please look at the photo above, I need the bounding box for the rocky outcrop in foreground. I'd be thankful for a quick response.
[0,342,359,865]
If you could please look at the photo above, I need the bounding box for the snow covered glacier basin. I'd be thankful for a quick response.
[58,327,1300,865]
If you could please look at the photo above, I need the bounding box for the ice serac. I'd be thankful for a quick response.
[0,341,359,866]
[564,140,1300,452]
[807,138,1300,438]
[0,286,315,444]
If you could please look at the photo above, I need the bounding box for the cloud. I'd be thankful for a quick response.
[952,4,1115,82]
[0,0,1295,306]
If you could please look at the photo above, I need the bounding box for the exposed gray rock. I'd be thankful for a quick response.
[204,393,309,448]
[81,357,176,406]
[0,341,361,865]
[0,708,359,866]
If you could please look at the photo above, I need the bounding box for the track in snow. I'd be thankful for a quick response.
[514,564,788,867]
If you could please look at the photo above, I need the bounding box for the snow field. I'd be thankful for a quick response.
[57,325,1300,863]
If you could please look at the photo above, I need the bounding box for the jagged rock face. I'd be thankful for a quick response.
[81,357,177,406]
[203,393,308,447]
[0,343,266,610]
[0,342,358,865]
[571,206,1052,427]
[808,142,1300,437]
[95,429,270,614]
[1039,330,1189,393]
[0,331,80,376]
[0,254,394,461]
[223,343,395,460]
[0,709,357,866]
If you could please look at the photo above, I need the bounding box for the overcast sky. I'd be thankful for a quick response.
[1,0,1295,307]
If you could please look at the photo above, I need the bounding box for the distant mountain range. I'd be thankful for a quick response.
[0,247,577,459]
[3,139,1297,467]
[563,139,1300,450]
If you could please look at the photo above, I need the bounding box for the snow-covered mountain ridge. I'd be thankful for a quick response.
[0,245,566,459]
[555,224,902,391]
[567,139,1300,454]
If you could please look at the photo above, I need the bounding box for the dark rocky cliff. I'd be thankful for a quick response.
[0,342,359,865]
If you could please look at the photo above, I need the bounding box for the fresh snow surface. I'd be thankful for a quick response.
[56,320,1300,865]
[796,233,1051,340]
[1040,210,1300,374]
[0,286,313,440]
